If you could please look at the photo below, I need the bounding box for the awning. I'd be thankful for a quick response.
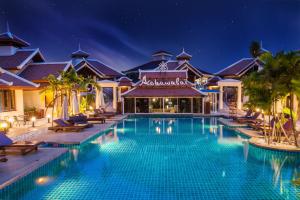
[122,87,205,97]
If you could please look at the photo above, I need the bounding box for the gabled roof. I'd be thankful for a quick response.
[176,62,212,76]
[124,60,166,73]
[118,76,133,87]
[0,49,45,70]
[152,50,173,57]
[75,59,123,77]
[71,49,90,58]
[176,49,192,60]
[205,76,222,86]
[0,31,30,47]
[18,62,72,82]
[216,58,262,77]
[0,68,39,88]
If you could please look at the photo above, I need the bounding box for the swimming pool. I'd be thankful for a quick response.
[1,116,300,199]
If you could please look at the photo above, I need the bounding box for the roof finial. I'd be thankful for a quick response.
[182,47,185,53]
[78,42,81,50]
[260,40,263,49]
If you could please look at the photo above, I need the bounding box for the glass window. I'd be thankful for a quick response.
[178,98,191,113]
[0,90,16,112]
[193,98,203,113]
[163,98,178,113]
[149,98,163,113]
[136,98,149,113]
[124,98,135,113]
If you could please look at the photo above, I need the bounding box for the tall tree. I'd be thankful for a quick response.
[249,41,261,58]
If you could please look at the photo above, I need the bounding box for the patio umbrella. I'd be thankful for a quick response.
[72,91,79,114]
[61,95,69,120]
[0,133,13,146]
[99,88,106,108]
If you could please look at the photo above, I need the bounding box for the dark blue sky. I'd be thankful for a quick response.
[0,0,299,73]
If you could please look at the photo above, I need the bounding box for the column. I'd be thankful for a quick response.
[237,85,242,110]
[95,88,100,108]
[121,97,124,115]
[202,97,205,114]
[219,86,223,110]
[118,87,122,102]
[113,86,117,110]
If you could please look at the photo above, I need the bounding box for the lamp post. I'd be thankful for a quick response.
[46,114,51,123]
[31,117,36,127]
[1,122,8,133]
[8,117,14,128]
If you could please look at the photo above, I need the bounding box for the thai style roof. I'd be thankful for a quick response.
[0,68,39,88]
[118,76,133,87]
[75,59,123,78]
[139,70,188,79]
[0,31,30,47]
[18,62,72,82]
[176,49,192,60]
[216,58,262,77]
[205,76,222,86]
[122,87,204,97]
[71,44,90,58]
[124,60,166,73]
[0,49,44,70]
[152,50,173,57]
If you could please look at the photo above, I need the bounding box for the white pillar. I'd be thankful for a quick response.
[219,86,223,110]
[118,87,122,102]
[113,86,117,110]
[202,97,205,114]
[95,88,100,108]
[237,85,242,110]
[122,97,124,115]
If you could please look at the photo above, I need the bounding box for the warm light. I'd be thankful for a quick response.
[1,122,8,128]
[256,108,260,112]
[46,114,51,119]
[8,117,14,123]
[89,106,93,110]
[31,117,36,122]
[165,98,169,102]
[35,176,53,185]
[152,98,156,102]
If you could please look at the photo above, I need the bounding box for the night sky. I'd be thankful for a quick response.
[0,0,299,73]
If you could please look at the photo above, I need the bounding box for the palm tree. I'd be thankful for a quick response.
[276,51,300,146]
[249,41,261,58]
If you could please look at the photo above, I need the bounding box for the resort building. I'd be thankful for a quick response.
[122,62,206,114]
[123,49,212,87]
[0,28,73,119]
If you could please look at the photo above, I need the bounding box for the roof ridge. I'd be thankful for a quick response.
[0,67,39,87]
[215,57,254,75]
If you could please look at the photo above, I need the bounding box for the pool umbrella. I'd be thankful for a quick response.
[100,88,106,108]
[72,91,79,114]
[61,95,69,120]
[0,132,13,146]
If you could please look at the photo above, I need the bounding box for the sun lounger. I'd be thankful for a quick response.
[0,155,7,162]
[0,132,44,155]
[232,110,252,121]
[94,108,116,118]
[68,115,94,128]
[76,113,106,124]
[237,112,261,124]
[49,119,86,132]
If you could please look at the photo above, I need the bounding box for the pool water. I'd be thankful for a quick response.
[1,116,300,199]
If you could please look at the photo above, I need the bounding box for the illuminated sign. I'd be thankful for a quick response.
[140,75,188,86]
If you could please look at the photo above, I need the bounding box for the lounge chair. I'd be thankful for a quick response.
[232,110,252,121]
[237,112,261,124]
[76,113,106,124]
[68,115,94,128]
[0,155,7,162]
[0,132,43,155]
[49,119,86,132]
[94,108,116,118]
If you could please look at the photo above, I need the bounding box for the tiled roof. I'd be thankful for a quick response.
[124,60,166,73]
[19,62,71,81]
[216,58,261,77]
[75,59,123,77]
[122,87,204,97]
[176,49,192,60]
[0,49,44,70]
[71,50,89,58]
[152,50,173,56]
[118,77,133,86]
[0,68,39,88]
[0,32,30,47]
[139,70,187,79]
[205,76,222,86]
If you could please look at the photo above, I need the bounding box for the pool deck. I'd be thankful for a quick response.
[0,147,68,189]
[0,115,127,191]
[218,117,300,152]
